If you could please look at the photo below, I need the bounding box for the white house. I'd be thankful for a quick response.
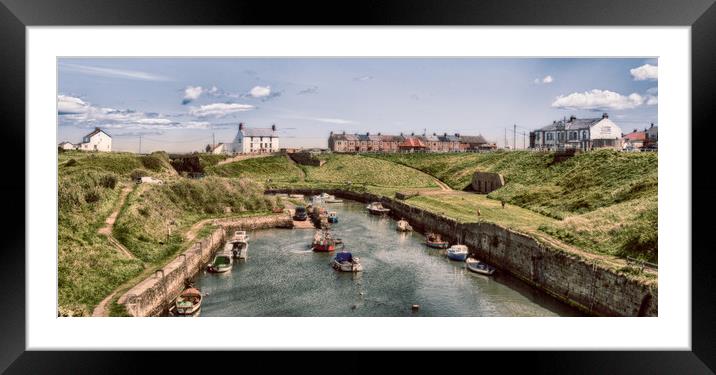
[58,141,75,150]
[530,113,623,151]
[229,123,279,154]
[75,127,112,152]
[210,143,227,155]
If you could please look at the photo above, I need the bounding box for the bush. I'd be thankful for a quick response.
[130,169,150,181]
[66,159,78,167]
[99,174,117,189]
[141,155,164,171]
[84,188,101,204]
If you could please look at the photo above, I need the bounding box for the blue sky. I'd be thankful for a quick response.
[58,58,658,153]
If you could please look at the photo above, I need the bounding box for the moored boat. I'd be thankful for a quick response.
[425,232,449,249]
[466,257,496,275]
[396,218,413,232]
[366,202,390,215]
[320,192,343,203]
[331,251,363,272]
[173,287,202,316]
[447,244,469,261]
[328,211,338,223]
[229,238,249,259]
[207,251,233,273]
[312,230,337,252]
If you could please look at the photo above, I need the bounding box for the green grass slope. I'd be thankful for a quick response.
[206,155,304,183]
[303,154,437,189]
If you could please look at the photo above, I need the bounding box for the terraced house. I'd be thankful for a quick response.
[529,113,623,151]
[328,131,495,153]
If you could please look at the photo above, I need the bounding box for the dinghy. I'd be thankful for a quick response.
[331,251,363,272]
[396,218,413,232]
[447,244,469,261]
[425,232,449,249]
[173,287,202,316]
[466,257,496,276]
[366,202,390,215]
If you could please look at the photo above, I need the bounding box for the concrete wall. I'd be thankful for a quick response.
[471,172,505,193]
[266,188,658,317]
[118,213,292,317]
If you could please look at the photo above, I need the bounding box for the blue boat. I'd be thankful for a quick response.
[332,251,363,272]
[446,245,469,261]
[328,211,338,223]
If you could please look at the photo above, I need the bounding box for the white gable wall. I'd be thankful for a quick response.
[78,131,112,152]
[590,118,622,141]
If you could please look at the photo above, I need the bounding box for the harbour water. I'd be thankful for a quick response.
[194,200,582,317]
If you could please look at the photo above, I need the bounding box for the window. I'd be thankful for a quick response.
[546,133,553,141]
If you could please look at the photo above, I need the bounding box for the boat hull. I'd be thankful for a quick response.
[328,217,338,223]
[332,260,363,272]
[447,252,468,261]
[368,208,390,215]
[466,259,496,275]
[313,244,335,252]
[426,241,450,249]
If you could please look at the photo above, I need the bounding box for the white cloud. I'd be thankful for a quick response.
[60,63,171,81]
[630,64,658,81]
[646,87,658,95]
[551,89,647,110]
[249,85,271,98]
[182,86,205,104]
[189,103,255,117]
[353,75,374,81]
[57,95,89,114]
[534,75,554,84]
[136,118,173,125]
[313,117,357,125]
[646,95,658,105]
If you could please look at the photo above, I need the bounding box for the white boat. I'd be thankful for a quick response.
[396,218,413,232]
[331,251,363,272]
[366,202,390,215]
[447,244,469,261]
[466,257,496,275]
[320,192,343,203]
[228,231,249,259]
[173,287,202,316]
[207,250,233,273]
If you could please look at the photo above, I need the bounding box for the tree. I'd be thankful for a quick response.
[205,144,212,153]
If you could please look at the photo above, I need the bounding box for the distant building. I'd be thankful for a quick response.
[328,131,495,153]
[645,123,658,150]
[231,123,279,154]
[530,113,622,151]
[209,143,228,154]
[58,141,75,150]
[622,129,648,151]
[73,127,112,152]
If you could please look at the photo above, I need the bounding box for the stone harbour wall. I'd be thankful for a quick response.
[266,188,658,317]
[118,213,292,317]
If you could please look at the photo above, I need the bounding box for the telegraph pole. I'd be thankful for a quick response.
[523,132,526,150]
[504,128,508,150]
[212,132,216,150]
[139,135,142,154]
[513,124,517,151]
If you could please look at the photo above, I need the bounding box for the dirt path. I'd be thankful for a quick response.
[217,153,274,166]
[185,218,214,243]
[285,154,306,182]
[92,291,118,317]
[98,185,137,259]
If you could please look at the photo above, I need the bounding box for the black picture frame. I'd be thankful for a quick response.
[1,0,714,372]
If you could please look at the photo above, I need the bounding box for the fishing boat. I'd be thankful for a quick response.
[466,257,496,275]
[331,251,363,272]
[173,287,202,316]
[396,218,413,232]
[207,250,233,273]
[366,202,390,215]
[328,211,338,223]
[447,244,469,261]
[425,232,449,249]
[312,230,337,252]
[228,231,249,259]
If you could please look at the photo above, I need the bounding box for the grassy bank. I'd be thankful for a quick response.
[369,150,657,262]
[58,151,278,316]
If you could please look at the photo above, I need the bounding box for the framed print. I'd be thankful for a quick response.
[1,0,715,372]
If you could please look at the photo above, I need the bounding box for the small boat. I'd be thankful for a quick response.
[320,192,343,203]
[207,251,233,273]
[425,233,449,249]
[228,238,249,259]
[231,230,248,242]
[396,218,413,232]
[312,230,337,252]
[447,244,469,261]
[331,251,363,272]
[366,202,390,215]
[173,287,202,316]
[328,211,338,223]
[466,257,496,275]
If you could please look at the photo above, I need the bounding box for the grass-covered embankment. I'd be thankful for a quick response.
[58,151,279,316]
[369,150,658,263]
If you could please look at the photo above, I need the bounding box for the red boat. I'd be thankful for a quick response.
[312,230,337,252]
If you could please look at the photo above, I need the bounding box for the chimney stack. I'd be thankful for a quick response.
[411,132,415,136]
[602,112,609,119]
[239,122,244,130]
[569,115,576,121]
[271,124,276,131]
[650,123,654,128]
[366,132,370,136]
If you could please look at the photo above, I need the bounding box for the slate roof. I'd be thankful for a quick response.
[84,127,112,138]
[242,128,277,137]
[460,135,488,144]
[538,118,602,131]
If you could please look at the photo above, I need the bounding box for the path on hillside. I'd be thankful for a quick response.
[284,154,306,182]
[217,153,274,166]
[98,185,136,259]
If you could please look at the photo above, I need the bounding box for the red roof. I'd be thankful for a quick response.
[399,137,426,148]
[623,131,647,141]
